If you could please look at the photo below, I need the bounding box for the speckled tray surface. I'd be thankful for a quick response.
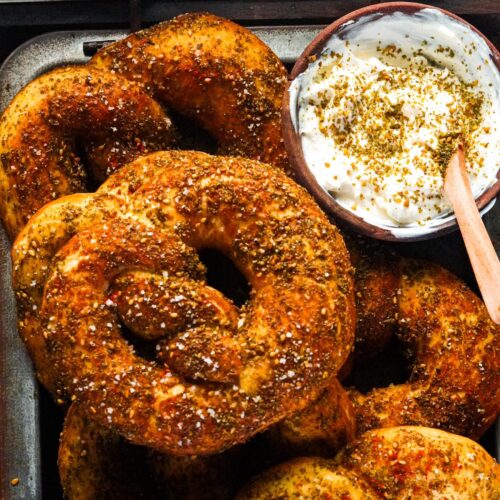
[0,24,498,500]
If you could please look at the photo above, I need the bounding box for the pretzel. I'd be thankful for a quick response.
[0,13,288,240]
[237,426,500,498]
[90,12,288,171]
[0,66,176,239]
[349,249,500,440]
[33,150,354,454]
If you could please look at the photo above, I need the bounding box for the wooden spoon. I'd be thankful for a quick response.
[444,143,500,324]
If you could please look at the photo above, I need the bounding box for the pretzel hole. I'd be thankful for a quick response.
[169,110,217,154]
[345,337,410,393]
[198,248,250,307]
[120,325,160,363]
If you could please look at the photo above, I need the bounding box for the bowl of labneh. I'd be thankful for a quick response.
[283,2,500,241]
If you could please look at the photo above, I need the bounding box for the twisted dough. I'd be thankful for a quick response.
[237,426,500,499]
[0,13,288,240]
[0,66,176,239]
[34,151,354,454]
[14,164,498,443]
[90,12,288,171]
[349,248,500,439]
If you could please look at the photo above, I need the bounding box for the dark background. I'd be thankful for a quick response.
[0,1,499,63]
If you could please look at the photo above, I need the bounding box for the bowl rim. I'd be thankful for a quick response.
[283,1,500,242]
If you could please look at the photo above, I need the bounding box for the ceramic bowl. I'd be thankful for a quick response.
[282,2,500,241]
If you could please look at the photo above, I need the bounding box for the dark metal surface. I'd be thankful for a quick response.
[0,228,40,500]
[0,18,498,500]
[0,1,499,27]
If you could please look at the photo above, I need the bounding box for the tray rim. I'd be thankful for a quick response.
[0,25,326,112]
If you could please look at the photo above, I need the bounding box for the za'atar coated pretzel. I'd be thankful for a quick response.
[0,12,288,241]
[37,150,355,455]
[237,426,500,499]
[350,248,500,440]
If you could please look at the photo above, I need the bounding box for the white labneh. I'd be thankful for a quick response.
[290,8,500,237]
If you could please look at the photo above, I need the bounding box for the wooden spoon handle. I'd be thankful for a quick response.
[444,145,500,324]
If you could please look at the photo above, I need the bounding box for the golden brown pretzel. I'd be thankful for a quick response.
[37,150,354,455]
[0,66,176,239]
[90,12,288,171]
[12,156,170,398]
[237,426,500,499]
[0,13,288,240]
[349,252,500,440]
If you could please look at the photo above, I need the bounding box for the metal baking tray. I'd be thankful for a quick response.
[0,25,498,500]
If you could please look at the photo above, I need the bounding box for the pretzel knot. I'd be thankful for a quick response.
[39,151,355,454]
[113,269,242,383]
